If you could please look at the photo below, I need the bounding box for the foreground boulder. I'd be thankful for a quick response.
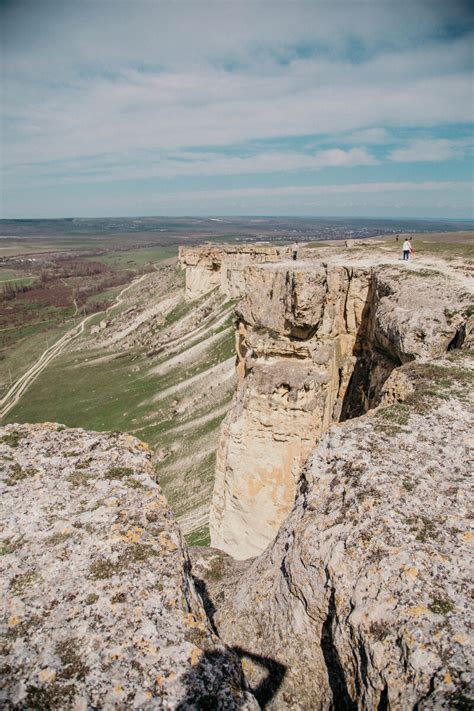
[0,424,257,710]
[200,357,474,709]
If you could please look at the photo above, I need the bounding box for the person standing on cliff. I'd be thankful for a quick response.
[402,239,412,261]
[292,241,300,261]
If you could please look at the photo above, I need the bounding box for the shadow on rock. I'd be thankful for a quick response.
[183,578,287,709]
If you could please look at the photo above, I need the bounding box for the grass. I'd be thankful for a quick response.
[88,543,159,580]
[374,403,410,435]
[305,241,331,248]
[4,279,236,543]
[405,362,474,413]
[185,525,211,547]
[88,245,178,270]
[1,431,22,447]
[428,596,454,615]
[10,570,41,595]
[410,240,474,259]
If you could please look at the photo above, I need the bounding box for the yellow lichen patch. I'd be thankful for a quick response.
[403,567,418,578]
[159,531,178,552]
[408,604,428,617]
[113,684,123,695]
[123,527,143,544]
[8,616,21,627]
[453,633,469,645]
[38,668,56,684]
[462,531,473,542]
[189,646,202,666]
[184,612,203,628]
[155,675,164,686]
[444,672,453,685]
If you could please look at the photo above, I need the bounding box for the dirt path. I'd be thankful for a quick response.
[0,272,151,420]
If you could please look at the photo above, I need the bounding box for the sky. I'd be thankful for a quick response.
[1,0,473,219]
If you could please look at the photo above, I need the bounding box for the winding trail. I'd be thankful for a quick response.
[0,272,150,420]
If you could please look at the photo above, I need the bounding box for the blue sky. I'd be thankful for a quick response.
[1,0,473,218]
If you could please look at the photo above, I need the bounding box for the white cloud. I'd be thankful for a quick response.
[345,128,389,145]
[174,180,470,201]
[388,138,471,162]
[1,0,473,216]
[5,147,378,188]
[4,59,472,171]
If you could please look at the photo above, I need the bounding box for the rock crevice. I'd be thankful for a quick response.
[209,261,473,560]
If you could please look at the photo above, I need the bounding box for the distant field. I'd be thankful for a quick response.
[88,245,178,269]
[0,242,179,399]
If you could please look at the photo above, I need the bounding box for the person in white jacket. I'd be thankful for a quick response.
[402,239,412,261]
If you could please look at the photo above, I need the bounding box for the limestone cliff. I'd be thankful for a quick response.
[0,424,257,710]
[197,354,474,709]
[178,244,292,300]
[209,261,473,559]
[209,263,372,559]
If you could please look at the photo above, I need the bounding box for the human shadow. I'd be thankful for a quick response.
[176,646,287,710]
[180,576,287,709]
[233,646,287,709]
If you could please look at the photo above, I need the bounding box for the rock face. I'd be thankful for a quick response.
[209,263,372,559]
[203,356,474,709]
[178,244,292,300]
[209,262,473,559]
[0,424,257,710]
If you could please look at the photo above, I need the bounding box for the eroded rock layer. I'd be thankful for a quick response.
[210,262,372,559]
[178,244,292,300]
[0,424,257,710]
[202,357,474,709]
[210,262,473,559]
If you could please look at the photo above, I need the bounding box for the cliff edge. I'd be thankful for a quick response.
[0,424,257,710]
[197,353,474,709]
[210,260,473,559]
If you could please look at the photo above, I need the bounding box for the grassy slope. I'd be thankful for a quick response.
[4,268,236,545]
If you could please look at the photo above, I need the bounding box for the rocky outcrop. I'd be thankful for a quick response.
[0,424,258,710]
[200,356,474,709]
[178,244,292,300]
[209,263,372,559]
[210,262,473,559]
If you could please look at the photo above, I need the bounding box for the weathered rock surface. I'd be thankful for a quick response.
[209,263,372,559]
[210,261,473,559]
[178,244,292,300]
[202,357,474,709]
[0,424,258,710]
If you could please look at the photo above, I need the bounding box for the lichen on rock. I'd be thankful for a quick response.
[202,354,474,709]
[0,423,257,710]
[209,260,473,560]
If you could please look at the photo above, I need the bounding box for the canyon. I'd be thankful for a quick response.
[1,237,473,708]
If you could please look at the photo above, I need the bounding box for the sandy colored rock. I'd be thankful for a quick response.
[0,424,258,710]
[206,356,474,709]
[210,263,372,559]
[178,244,292,300]
[210,260,473,559]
